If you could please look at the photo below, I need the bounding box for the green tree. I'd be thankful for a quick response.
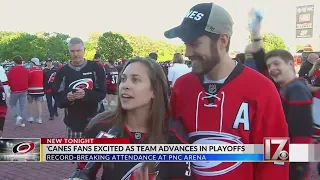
[123,33,154,57]
[0,32,26,60]
[0,31,70,62]
[84,32,102,60]
[122,33,185,62]
[84,41,97,60]
[97,32,133,60]
[0,32,25,43]
[155,40,185,62]
[0,32,47,61]
[46,32,70,61]
[262,33,287,52]
[87,32,102,49]
[296,44,305,52]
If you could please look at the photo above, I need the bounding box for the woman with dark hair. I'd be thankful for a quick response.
[73,57,192,180]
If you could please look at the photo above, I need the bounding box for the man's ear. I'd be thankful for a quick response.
[219,34,229,51]
[288,60,294,67]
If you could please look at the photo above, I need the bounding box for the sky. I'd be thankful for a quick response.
[1,0,320,53]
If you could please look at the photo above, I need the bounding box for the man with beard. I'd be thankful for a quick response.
[165,3,289,180]
[265,50,313,180]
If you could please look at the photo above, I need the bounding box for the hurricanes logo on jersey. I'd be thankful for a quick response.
[69,78,93,90]
[48,72,56,83]
[189,131,243,176]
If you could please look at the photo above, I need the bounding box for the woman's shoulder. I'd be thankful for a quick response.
[84,112,114,138]
[167,119,189,144]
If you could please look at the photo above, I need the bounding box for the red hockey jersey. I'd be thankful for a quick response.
[170,64,289,180]
[28,66,44,95]
[106,67,119,91]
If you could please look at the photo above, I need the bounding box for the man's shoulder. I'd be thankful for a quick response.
[29,66,40,70]
[20,66,29,72]
[106,67,118,73]
[86,60,102,69]
[174,72,198,86]
[220,66,278,100]
[284,78,312,102]
[87,60,98,66]
[85,115,114,138]
[241,66,275,87]
[59,64,69,70]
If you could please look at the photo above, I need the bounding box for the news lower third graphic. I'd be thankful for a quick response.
[0,138,40,161]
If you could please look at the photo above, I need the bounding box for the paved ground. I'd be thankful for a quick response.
[0,103,318,179]
[0,104,80,180]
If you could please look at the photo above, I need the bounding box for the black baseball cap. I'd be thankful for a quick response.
[164,3,234,43]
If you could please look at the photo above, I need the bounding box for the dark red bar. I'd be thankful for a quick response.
[40,138,129,144]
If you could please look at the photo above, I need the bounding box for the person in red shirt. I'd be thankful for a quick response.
[27,57,44,124]
[7,56,29,127]
[164,3,289,180]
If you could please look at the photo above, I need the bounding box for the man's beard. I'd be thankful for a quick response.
[191,44,220,76]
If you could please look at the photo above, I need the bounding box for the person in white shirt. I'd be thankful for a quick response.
[167,53,191,88]
[0,65,9,98]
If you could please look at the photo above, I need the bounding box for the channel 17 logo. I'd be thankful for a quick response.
[264,138,289,161]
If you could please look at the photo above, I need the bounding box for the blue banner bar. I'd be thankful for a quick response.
[45,154,264,162]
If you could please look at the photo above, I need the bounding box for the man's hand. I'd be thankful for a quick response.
[67,92,76,101]
[251,22,261,38]
[74,88,85,99]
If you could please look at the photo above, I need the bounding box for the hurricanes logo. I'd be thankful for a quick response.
[121,162,159,180]
[69,78,93,90]
[12,142,35,154]
[189,131,243,176]
[48,72,56,83]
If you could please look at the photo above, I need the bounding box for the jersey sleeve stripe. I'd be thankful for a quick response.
[280,94,312,105]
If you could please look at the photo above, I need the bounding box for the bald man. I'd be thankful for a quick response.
[298,53,319,79]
